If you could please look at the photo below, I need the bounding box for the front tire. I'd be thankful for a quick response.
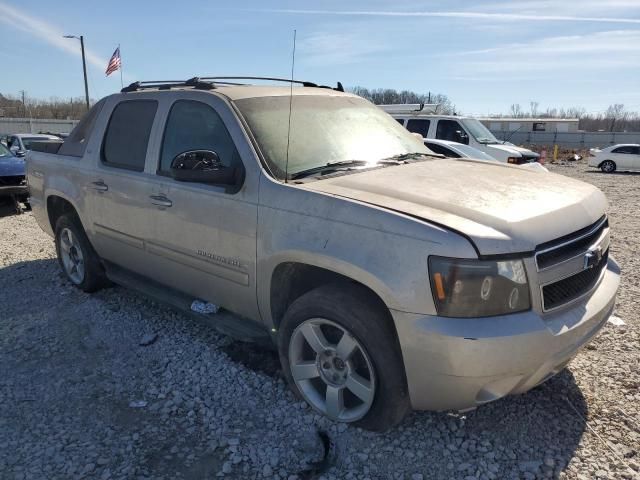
[55,214,108,292]
[600,160,616,173]
[278,284,410,431]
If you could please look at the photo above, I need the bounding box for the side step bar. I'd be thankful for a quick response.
[103,262,272,345]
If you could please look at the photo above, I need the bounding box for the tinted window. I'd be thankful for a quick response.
[159,100,241,175]
[395,118,405,125]
[612,146,636,154]
[426,142,460,158]
[59,99,106,157]
[102,100,157,171]
[406,119,431,137]
[436,120,469,144]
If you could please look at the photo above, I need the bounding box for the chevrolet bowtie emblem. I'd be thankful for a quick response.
[584,246,603,270]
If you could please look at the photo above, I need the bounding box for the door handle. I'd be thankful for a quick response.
[90,181,109,192]
[149,195,172,208]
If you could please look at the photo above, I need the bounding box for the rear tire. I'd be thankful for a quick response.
[600,160,616,173]
[54,214,108,292]
[278,283,410,432]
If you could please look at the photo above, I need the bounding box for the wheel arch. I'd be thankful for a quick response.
[268,260,394,332]
[46,194,82,232]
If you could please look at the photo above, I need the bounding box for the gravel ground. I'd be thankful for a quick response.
[0,162,638,480]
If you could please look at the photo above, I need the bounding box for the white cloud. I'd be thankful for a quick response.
[263,8,640,25]
[297,31,390,66]
[447,30,640,75]
[0,1,109,71]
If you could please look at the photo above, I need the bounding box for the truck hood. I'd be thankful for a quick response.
[0,156,25,177]
[487,143,539,159]
[301,159,606,255]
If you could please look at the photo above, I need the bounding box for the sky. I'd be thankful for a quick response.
[1,0,640,116]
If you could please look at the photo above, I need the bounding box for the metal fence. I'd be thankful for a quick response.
[0,117,79,135]
[490,130,640,149]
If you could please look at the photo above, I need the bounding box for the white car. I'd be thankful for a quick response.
[7,134,61,157]
[589,144,640,173]
[424,138,549,172]
[380,104,540,164]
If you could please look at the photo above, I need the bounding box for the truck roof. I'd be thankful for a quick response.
[113,77,358,101]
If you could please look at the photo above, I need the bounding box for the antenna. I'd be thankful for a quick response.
[284,30,297,184]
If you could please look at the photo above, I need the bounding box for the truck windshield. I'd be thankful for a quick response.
[235,95,429,179]
[461,119,499,144]
[0,144,11,156]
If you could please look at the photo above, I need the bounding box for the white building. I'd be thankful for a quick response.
[479,118,579,134]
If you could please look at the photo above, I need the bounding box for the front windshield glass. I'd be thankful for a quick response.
[235,95,428,178]
[461,119,499,144]
[0,143,11,156]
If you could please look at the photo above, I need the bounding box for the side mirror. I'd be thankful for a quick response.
[15,150,26,158]
[170,150,236,185]
[455,130,469,144]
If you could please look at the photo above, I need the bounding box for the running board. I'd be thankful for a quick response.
[103,262,272,345]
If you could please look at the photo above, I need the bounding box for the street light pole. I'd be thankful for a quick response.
[64,34,90,111]
[79,36,90,110]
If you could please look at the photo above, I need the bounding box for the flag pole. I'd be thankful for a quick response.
[119,44,123,89]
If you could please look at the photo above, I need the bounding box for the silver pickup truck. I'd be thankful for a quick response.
[27,77,619,431]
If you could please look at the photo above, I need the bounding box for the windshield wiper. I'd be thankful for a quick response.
[383,152,438,161]
[290,160,370,180]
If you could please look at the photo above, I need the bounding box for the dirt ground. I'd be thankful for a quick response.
[0,161,638,480]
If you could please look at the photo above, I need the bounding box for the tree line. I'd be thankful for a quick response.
[498,101,640,132]
[0,93,90,120]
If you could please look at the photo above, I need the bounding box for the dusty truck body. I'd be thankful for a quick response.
[27,78,619,431]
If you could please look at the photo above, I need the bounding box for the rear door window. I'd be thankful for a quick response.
[406,119,431,138]
[102,100,158,171]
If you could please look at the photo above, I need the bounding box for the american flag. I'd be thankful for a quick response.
[105,47,121,76]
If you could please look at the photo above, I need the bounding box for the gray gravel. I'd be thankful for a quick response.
[0,163,638,480]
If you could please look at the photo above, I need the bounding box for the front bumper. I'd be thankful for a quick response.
[0,184,29,200]
[392,256,620,411]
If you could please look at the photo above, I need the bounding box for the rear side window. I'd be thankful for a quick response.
[58,98,106,157]
[102,100,157,171]
[406,119,430,137]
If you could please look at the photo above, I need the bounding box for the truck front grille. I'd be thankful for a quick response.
[542,249,608,310]
[536,216,608,270]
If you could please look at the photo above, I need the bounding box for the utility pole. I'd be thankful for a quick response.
[20,90,26,117]
[63,34,90,111]
[79,36,90,110]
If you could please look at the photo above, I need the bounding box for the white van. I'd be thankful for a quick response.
[381,104,540,164]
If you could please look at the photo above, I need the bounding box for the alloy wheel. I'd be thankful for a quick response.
[59,227,85,284]
[288,318,376,422]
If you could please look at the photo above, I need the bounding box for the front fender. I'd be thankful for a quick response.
[256,178,477,325]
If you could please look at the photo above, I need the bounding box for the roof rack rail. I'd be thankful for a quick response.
[199,76,344,91]
[121,77,216,93]
[120,76,345,93]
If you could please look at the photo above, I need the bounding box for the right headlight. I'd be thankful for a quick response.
[428,256,531,318]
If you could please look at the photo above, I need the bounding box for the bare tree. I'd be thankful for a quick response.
[349,86,455,114]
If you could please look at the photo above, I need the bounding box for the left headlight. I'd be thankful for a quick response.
[428,256,531,318]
